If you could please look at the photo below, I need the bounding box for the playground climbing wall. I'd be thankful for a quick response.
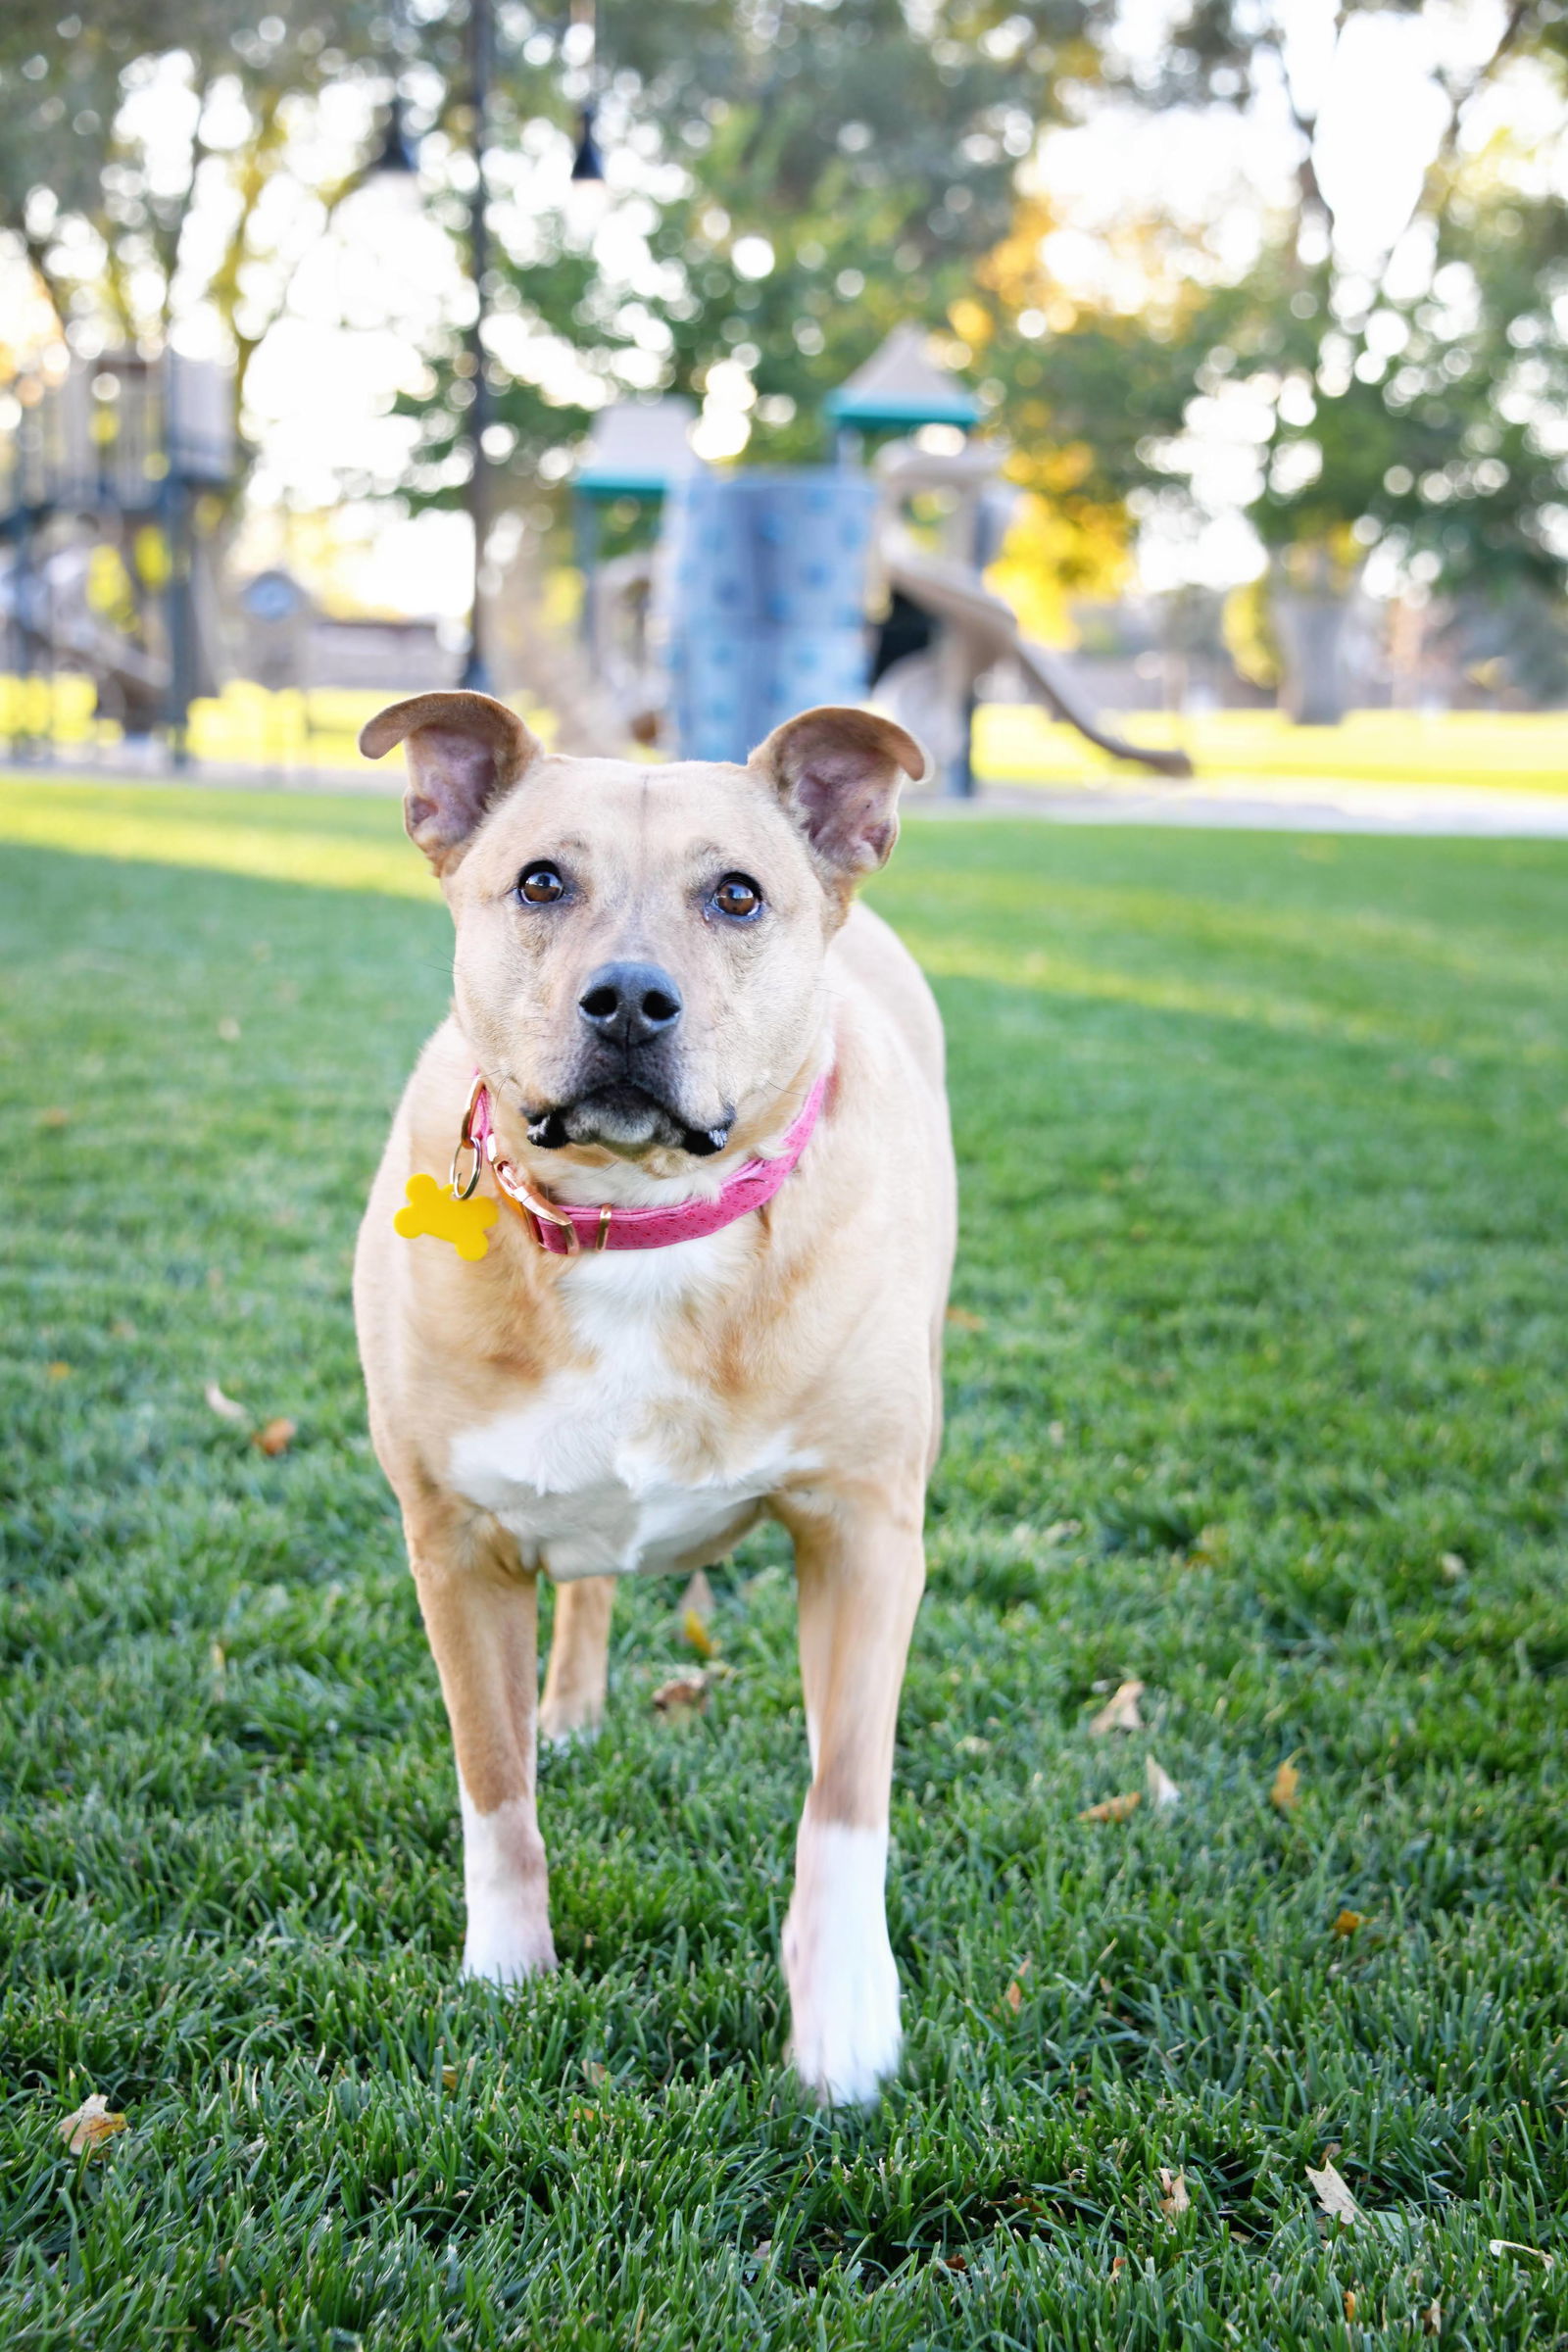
[662,469,878,761]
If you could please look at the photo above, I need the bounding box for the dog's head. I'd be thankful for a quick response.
[360,691,925,1163]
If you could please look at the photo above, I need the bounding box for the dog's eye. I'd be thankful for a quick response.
[711,873,763,921]
[517,862,565,905]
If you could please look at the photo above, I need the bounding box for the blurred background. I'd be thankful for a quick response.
[1,0,1565,798]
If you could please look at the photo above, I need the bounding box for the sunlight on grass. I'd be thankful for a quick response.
[0,776,439,901]
[8,773,1564,1061]
[901,932,1408,1041]
[973,705,1568,792]
[0,672,564,773]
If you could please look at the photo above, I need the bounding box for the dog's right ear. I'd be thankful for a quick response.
[359,691,541,875]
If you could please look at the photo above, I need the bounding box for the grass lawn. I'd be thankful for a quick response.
[2,779,1566,2349]
[972,707,1568,795]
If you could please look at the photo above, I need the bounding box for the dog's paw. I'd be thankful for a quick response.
[537,1700,604,1751]
[461,1922,557,1988]
[782,1821,902,2107]
[459,1788,555,1989]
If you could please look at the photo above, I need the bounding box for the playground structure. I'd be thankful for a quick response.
[0,322,1190,788]
[0,351,232,762]
[574,324,1191,789]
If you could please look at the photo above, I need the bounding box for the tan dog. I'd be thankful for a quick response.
[353,690,955,2104]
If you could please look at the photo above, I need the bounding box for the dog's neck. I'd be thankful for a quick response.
[476,1029,835,1211]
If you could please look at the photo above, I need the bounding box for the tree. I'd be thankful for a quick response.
[395,0,1111,518]
[0,2,434,441]
[1123,0,1568,715]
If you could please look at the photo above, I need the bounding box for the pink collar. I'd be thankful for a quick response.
[462,1071,830,1256]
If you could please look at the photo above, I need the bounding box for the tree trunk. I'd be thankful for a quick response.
[1273,583,1353,726]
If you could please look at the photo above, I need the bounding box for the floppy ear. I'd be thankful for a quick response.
[359,690,541,875]
[751,706,927,888]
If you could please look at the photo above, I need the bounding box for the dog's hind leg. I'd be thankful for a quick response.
[407,1502,556,1987]
[778,1489,926,2106]
[539,1574,615,1744]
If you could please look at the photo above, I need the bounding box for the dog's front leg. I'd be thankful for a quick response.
[780,1489,926,2105]
[407,1502,556,1986]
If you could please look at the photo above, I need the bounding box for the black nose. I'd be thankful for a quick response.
[577,960,683,1049]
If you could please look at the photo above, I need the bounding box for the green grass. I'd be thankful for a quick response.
[2,782,1566,2349]
[973,707,1568,794]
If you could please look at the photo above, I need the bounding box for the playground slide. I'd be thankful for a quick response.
[879,523,1193,782]
[1,544,168,730]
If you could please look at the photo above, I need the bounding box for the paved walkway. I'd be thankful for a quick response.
[919,773,1568,836]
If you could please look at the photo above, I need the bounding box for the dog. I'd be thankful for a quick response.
[353,689,955,2104]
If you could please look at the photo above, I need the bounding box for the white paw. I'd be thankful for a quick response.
[459,1785,555,1988]
[783,1820,902,2106]
[538,1707,602,1753]
[461,1921,557,1987]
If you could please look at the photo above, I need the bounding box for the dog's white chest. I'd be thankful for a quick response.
[447,1242,808,1580]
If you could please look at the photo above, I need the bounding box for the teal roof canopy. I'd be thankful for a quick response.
[824,323,981,432]
[575,396,699,500]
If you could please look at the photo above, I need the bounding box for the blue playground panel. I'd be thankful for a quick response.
[663,469,878,760]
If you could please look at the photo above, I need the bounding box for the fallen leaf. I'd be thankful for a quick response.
[253,1417,296,1456]
[1345,2290,1358,2321]
[1331,1908,1366,1937]
[1440,1551,1466,1582]
[58,2093,127,2156]
[681,1608,716,1658]
[652,1672,710,1715]
[205,1381,246,1423]
[1270,1758,1301,1812]
[1489,2239,1553,2268]
[681,1568,714,1624]
[45,1361,71,1381]
[441,2065,459,2090]
[1158,2166,1190,2217]
[1080,1790,1141,1824]
[217,1016,241,1042]
[678,1570,717,1656]
[1109,2254,1126,2279]
[1089,1679,1145,1736]
[1145,1755,1180,1810]
[1422,2297,1442,2334]
[37,1104,71,1129]
[1306,2155,1363,2230]
[946,1306,985,1332]
[1001,1959,1030,2015]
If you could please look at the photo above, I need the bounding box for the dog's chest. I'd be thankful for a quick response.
[447,1242,809,1581]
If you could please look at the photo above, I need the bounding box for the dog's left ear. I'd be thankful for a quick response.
[752,706,927,886]
[359,690,541,875]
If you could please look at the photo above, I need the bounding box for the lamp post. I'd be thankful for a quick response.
[370,5,606,700]
[460,0,496,692]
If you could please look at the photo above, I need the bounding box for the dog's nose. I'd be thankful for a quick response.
[577,960,683,1049]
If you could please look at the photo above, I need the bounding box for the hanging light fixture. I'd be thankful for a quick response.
[569,102,605,184]
[368,92,420,177]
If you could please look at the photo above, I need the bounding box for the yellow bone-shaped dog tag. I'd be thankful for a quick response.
[393,1172,499,1261]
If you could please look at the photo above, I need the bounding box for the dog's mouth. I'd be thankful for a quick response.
[525,1083,732,1159]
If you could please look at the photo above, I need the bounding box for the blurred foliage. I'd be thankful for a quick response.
[395,0,1117,503]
